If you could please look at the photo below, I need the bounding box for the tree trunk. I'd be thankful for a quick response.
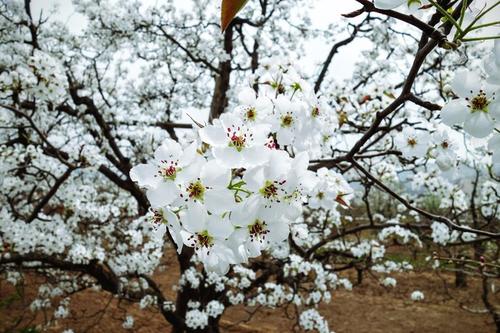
[454,267,467,288]
[481,277,500,333]
[209,23,233,122]
[455,253,467,288]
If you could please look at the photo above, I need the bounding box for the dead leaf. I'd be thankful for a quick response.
[221,0,250,32]
[335,194,352,209]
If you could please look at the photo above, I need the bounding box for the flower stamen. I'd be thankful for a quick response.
[281,113,294,128]
[158,160,179,180]
[248,219,269,242]
[187,180,205,200]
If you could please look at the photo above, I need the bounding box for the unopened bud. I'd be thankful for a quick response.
[442,84,453,95]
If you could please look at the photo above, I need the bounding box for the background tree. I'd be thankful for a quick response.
[1,0,499,332]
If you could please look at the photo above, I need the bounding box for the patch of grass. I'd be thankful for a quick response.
[19,328,40,333]
[384,251,429,269]
[0,291,21,309]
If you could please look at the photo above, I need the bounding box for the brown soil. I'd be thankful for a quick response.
[1,257,497,333]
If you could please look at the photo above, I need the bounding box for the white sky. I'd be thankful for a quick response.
[31,0,370,80]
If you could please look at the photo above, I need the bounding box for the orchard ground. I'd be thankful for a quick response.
[1,248,496,333]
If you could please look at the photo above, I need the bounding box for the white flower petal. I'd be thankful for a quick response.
[494,39,500,68]
[177,162,204,184]
[259,202,285,220]
[180,141,201,167]
[252,124,272,144]
[238,87,256,105]
[267,221,289,244]
[146,181,180,207]
[255,96,273,114]
[241,146,270,167]
[151,223,167,240]
[212,147,244,168]
[293,151,309,172]
[180,230,195,248]
[463,112,494,138]
[276,128,294,146]
[204,245,233,274]
[489,100,500,120]
[207,215,234,239]
[220,113,244,130]
[130,164,160,187]
[161,209,182,253]
[230,197,259,227]
[199,125,227,146]
[205,188,235,214]
[267,150,291,179]
[180,203,207,233]
[441,99,468,125]
[243,167,266,192]
[283,201,303,220]
[201,160,231,187]
[451,70,481,97]
[493,150,500,165]
[274,95,293,112]
[374,0,406,9]
[155,139,182,162]
[436,153,455,171]
[488,134,500,152]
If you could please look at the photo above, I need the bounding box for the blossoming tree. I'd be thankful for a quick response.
[1,0,499,332]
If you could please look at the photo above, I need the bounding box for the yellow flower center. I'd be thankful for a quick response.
[187,180,205,200]
[281,114,294,128]
[311,106,320,118]
[466,91,490,112]
[248,219,269,240]
[259,180,283,199]
[196,231,213,248]
[245,107,256,121]
[407,138,417,147]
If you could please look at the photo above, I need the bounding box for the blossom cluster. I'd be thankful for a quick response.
[299,309,331,333]
[395,128,458,172]
[130,64,350,274]
[441,41,500,168]
[410,290,425,301]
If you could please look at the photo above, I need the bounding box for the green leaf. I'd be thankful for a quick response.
[221,0,250,32]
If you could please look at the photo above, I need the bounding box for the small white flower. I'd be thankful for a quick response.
[206,300,225,318]
[179,204,235,274]
[272,95,301,146]
[199,113,271,168]
[130,139,199,207]
[382,277,397,287]
[299,309,331,333]
[431,222,450,245]
[185,309,209,329]
[395,127,429,158]
[230,197,290,259]
[431,130,457,171]
[441,70,500,138]
[236,87,273,123]
[122,315,134,330]
[410,290,425,301]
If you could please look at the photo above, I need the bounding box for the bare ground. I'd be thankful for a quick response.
[1,258,497,333]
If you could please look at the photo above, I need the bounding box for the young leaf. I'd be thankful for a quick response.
[221,0,250,32]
